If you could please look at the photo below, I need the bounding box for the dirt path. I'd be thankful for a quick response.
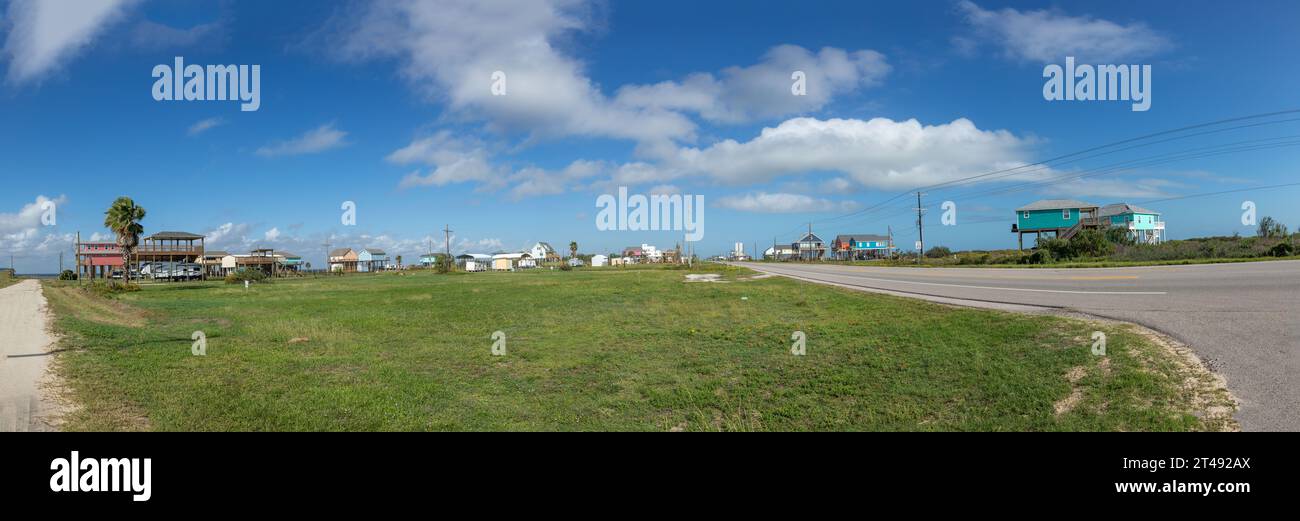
[0,280,59,431]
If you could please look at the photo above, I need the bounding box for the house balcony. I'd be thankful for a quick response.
[1127,222,1166,230]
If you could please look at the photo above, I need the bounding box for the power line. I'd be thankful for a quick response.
[801,109,1300,228]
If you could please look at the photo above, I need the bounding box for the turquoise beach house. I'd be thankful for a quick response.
[1012,199,1101,249]
[1098,203,1165,244]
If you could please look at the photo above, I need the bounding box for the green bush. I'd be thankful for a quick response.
[89,281,140,296]
[434,258,452,274]
[924,246,952,258]
[58,270,78,281]
[1021,250,1051,264]
[224,269,268,284]
[1068,229,1115,258]
[1268,241,1295,257]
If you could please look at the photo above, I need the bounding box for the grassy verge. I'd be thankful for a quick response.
[42,267,1235,431]
[0,273,19,289]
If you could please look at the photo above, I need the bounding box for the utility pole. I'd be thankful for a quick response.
[915,192,926,265]
[443,224,453,270]
[887,226,894,261]
[322,241,332,275]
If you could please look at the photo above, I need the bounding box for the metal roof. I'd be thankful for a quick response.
[365,248,387,255]
[1098,203,1160,217]
[1015,199,1099,211]
[145,231,205,240]
[329,248,354,257]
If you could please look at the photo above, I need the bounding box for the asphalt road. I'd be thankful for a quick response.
[735,260,1300,432]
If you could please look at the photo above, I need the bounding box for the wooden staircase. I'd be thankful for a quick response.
[1060,217,1103,240]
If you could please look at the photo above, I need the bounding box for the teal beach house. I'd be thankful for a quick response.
[1012,199,1101,249]
[1098,203,1165,244]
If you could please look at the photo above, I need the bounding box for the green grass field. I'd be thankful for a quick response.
[42,266,1235,431]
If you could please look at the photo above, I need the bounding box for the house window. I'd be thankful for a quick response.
[1062,209,1071,219]
[1023,211,1030,219]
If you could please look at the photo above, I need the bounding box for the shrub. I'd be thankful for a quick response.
[924,246,952,258]
[224,269,268,284]
[1021,250,1051,264]
[1068,229,1115,258]
[1258,216,1289,238]
[58,270,78,281]
[1037,237,1069,260]
[1268,242,1295,257]
[89,281,140,296]
[559,263,573,271]
[1104,226,1136,246]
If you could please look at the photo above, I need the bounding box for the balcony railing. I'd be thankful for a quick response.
[135,245,202,254]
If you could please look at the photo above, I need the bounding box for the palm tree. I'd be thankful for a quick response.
[104,197,146,284]
[569,241,578,260]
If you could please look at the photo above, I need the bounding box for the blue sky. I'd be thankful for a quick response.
[2,0,1299,272]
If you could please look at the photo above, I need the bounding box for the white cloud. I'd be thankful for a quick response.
[204,222,251,249]
[2,0,138,84]
[615,45,890,123]
[389,131,504,189]
[505,159,604,200]
[187,117,224,136]
[0,194,62,234]
[664,117,1036,190]
[1040,177,1180,199]
[256,124,349,157]
[0,195,67,256]
[389,132,606,197]
[336,0,695,144]
[956,1,1170,63]
[264,227,281,241]
[715,192,859,214]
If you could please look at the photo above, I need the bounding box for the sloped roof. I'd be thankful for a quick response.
[365,248,387,256]
[1098,203,1160,217]
[1016,199,1098,211]
[534,242,555,252]
[203,250,230,258]
[329,248,354,257]
[797,232,823,243]
[276,252,300,259]
[146,231,205,240]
